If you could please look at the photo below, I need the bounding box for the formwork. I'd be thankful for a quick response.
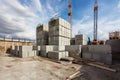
[36,24,49,45]
[49,18,71,45]
[106,40,120,60]
[65,45,82,57]
[82,45,112,64]
[75,34,87,45]
[48,51,69,60]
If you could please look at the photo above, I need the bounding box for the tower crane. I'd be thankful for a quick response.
[68,0,72,38]
[93,0,98,44]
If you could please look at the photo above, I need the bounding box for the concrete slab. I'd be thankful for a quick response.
[19,46,37,58]
[41,45,65,57]
[48,51,69,60]
[106,40,120,60]
[65,45,82,57]
[82,45,112,64]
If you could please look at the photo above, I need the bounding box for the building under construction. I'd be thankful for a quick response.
[49,18,71,45]
[0,0,120,80]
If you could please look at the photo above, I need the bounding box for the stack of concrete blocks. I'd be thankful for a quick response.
[49,18,71,45]
[19,46,37,58]
[82,45,112,64]
[65,45,82,57]
[75,34,87,45]
[48,51,69,60]
[41,45,66,57]
[106,40,120,60]
[10,46,15,55]
[36,24,49,45]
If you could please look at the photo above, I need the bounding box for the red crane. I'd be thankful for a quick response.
[68,0,72,38]
[68,0,72,25]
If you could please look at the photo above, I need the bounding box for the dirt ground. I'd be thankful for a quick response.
[0,53,120,80]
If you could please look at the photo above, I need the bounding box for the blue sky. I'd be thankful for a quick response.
[0,0,120,40]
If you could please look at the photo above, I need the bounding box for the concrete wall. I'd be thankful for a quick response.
[48,51,69,60]
[0,40,32,54]
[19,46,37,58]
[82,45,112,64]
[106,40,120,60]
[65,45,82,57]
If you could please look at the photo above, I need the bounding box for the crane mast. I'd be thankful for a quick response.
[94,0,98,41]
[68,0,72,38]
[68,0,72,25]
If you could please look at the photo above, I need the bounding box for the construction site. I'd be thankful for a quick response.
[0,0,120,80]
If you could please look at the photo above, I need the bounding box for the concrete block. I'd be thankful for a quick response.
[37,46,41,50]
[53,45,65,51]
[36,46,41,56]
[41,45,54,57]
[10,46,15,55]
[65,45,82,57]
[106,40,120,60]
[19,46,35,58]
[82,45,112,64]
[48,51,69,60]
[32,46,37,50]
[15,46,19,56]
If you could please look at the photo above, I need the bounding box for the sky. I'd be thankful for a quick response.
[0,0,120,40]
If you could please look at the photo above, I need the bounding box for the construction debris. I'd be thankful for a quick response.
[66,71,83,80]
[87,62,116,72]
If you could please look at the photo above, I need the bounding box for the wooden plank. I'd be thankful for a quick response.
[66,71,83,80]
[87,63,116,72]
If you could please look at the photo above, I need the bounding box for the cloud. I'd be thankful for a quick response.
[0,0,63,40]
[118,1,120,9]
[72,0,120,40]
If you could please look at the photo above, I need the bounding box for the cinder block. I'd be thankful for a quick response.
[65,45,82,57]
[82,45,112,64]
[48,51,69,60]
